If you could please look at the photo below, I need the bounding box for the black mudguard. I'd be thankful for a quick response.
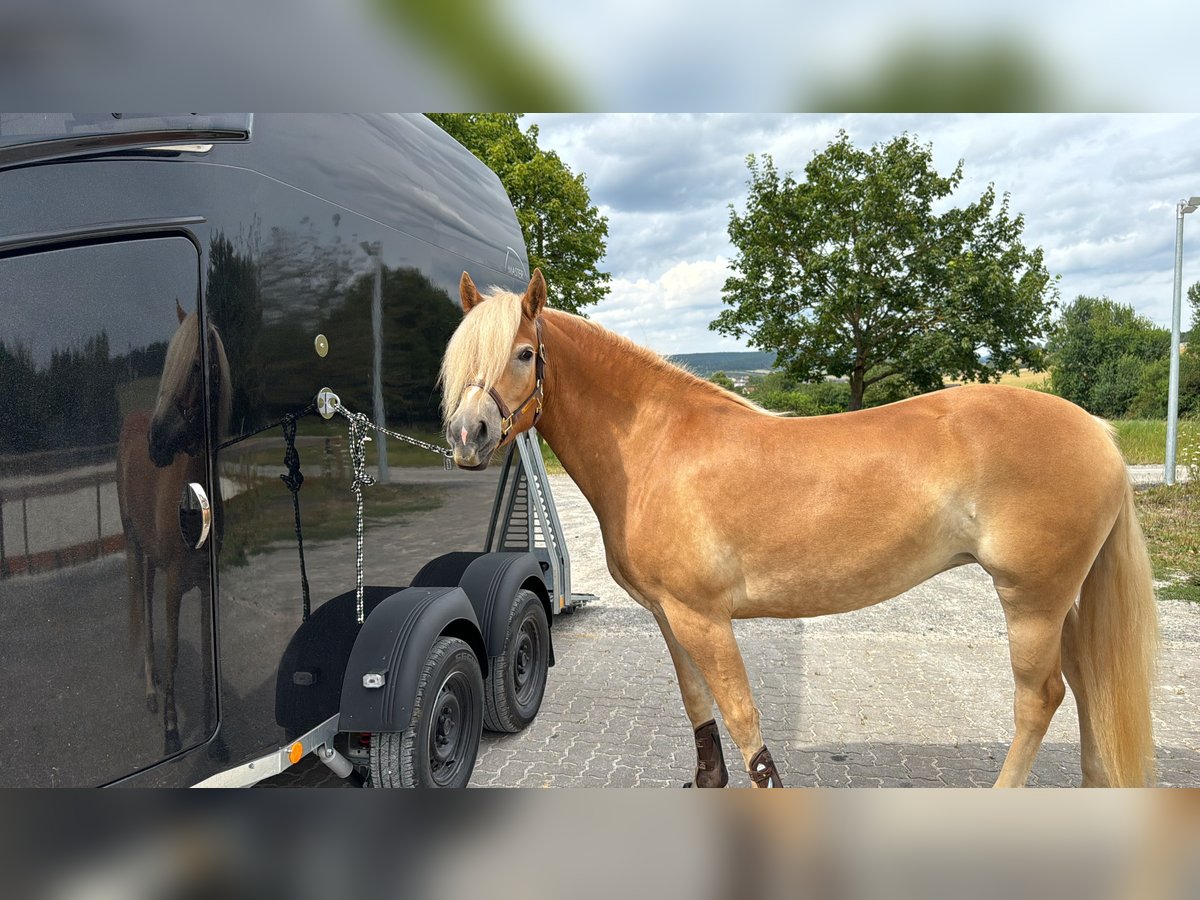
[274,586,404,737]
[409,551,487,589]
[338,586,486,735]
[457,552,554,666]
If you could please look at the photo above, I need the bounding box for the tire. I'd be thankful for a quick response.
[369,636,483,788]
[483,589,550,733]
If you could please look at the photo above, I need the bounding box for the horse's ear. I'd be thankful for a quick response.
[175,298,187,323]
[460,271,482,314]
[523,269,547,319]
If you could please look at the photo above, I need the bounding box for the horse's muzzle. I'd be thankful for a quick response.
[148,410,199,468]
[452,442,495,470]
[448,411,499,470]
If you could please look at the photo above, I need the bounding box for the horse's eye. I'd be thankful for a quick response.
[192,360,201,373]
[518,348,534,362]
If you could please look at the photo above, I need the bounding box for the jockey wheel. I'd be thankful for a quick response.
[484,589,550,733]
[368,636,484,788]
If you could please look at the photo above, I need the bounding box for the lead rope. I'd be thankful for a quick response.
[337,408,375,624]
[219,403,317,621]
[279,412,313,621]
[331,399,454,623]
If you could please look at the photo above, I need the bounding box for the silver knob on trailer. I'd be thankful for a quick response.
[317,387,341,419]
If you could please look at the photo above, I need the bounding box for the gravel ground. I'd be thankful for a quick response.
[270,470,1200,788]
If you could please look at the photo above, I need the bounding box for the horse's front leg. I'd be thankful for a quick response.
[650,607,728,788]
[162,565,183,755]
[659,597,783,788]
[142,557,158,713]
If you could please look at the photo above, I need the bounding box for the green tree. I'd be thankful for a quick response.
[1188,280,1199,342]
[1047,295,1170,415]
[709,370,735,390]
[427,113,610,315]
[711,132,1056,410]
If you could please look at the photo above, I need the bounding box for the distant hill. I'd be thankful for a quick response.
[666,351,777,377]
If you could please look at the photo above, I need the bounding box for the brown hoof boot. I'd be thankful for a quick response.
[682,719,729,788]
[748,745,782,788]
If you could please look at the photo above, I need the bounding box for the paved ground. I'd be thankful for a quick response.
[270,471,1200,788]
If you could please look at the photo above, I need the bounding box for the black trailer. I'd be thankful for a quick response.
[0,113,590,787]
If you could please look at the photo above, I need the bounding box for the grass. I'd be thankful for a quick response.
[221,468,445,566]
[540,439,565,475]
[997,368,1053,390]
[943,368,1052,390]
[1135,480,1200,602]
[1112,419,1200,465]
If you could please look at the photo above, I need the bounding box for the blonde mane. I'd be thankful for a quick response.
[556,313,764,412]
[440,287,524,416]
[157,311,233,437]
[441,289,763,418]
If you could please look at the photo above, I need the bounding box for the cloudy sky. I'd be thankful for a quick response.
[526,114,1200,355]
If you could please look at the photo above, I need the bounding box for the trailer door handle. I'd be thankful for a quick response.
[179,482,212,549]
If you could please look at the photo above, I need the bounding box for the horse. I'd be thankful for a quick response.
[440,269,1159,788]
[116,299,230,754]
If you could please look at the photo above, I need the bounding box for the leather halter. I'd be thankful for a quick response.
[465,317,545,441]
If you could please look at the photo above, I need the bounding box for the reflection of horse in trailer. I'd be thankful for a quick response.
[116,300,230,753]
[1,113,587,788]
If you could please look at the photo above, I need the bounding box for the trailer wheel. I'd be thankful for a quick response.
[369,636,483,788]
[484,589,550,733]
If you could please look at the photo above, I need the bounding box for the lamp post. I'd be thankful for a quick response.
[1166,195,1199,486]
[360,240,388,482]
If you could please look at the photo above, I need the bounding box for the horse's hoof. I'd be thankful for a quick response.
[164,729,181,755]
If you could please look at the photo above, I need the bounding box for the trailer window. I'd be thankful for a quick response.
[0,236,217,786]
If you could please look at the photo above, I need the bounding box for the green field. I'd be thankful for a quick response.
[1136,480,1200,602]
[1112,419,1200,465]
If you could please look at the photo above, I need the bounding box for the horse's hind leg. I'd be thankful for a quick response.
[659,598,781,788]
[650,608,728,787]
[993,584,1074,787]
[1060,604,1107,786]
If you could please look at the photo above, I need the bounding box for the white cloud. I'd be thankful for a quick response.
[529,113,1200,347]
[590,258,746,354]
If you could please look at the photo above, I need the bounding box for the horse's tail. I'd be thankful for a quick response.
[1076,479,1158,786]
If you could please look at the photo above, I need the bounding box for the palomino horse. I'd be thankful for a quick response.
[441,270,1159,788]
[116,300,230,754]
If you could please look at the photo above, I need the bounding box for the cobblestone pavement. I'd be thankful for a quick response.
[271,472,1200,788]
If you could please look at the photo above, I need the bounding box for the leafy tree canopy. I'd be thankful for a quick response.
[1187,280,1199,342]
[711,131,1057,409]
[1047,295,1170,415]
[427,113,610,315]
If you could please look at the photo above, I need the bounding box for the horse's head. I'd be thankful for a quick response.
[440,269,547,470]
[148,300,232,467]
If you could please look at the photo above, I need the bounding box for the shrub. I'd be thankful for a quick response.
[1091,354,1149,420]
[1128,348,1200,420]
[1047,295,1170,416]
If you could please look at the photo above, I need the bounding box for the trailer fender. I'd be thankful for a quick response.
[408,551,487,589]
[458,553,554,666]
[274,585,403,736]
[338,586,486,735]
